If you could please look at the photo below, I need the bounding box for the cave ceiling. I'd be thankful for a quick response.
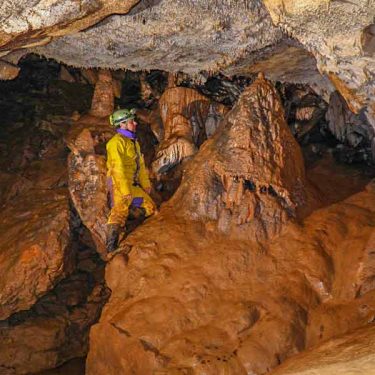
[0,1,374,111]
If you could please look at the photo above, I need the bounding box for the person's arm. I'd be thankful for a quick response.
[138,145,151,193]
[107,139,132,197]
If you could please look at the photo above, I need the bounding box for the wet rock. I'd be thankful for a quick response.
[270,324,375,375]
[0,59,20,80]
[170,74,312,241]
[89,70,114,118]
[66,117,114,258]
[0,279,109,375]
[23,159,68,189]
[153,87,227,175]
[0,189,73,320]
[0,172,33,206]
[0,223,109,375]
[326,91,370,148]
[86,172,375,375]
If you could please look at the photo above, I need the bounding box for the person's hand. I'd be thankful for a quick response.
[144,187,151,194]
[123,194,132,201]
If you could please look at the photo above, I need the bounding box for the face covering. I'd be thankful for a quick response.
[117,128,137,140]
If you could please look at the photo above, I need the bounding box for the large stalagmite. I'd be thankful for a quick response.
[170,74,312,241]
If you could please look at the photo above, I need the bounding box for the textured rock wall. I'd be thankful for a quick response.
[33,1,283,74]
[83,77,375,375]
[0,61,109,374]
[153,87,228,175]
[270,323,375,375]
[262,0,375,152]
[169,74,312,241]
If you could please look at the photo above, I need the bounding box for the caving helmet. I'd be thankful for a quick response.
[109,108,136,127]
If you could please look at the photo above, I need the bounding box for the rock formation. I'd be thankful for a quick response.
[86,143,375,374]
[326,91,372,151]
[66,118,114,259]
[0,62,109,374]
[83,76,375,375]
[0,189,73,320]
[169,74,311,241]
[153,87,227,175]
[89,70,115,118]
[271,323,375,375]
[0,2,375,371]
[0,0,139,53]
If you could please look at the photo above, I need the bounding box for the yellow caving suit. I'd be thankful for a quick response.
[106,133,156,226]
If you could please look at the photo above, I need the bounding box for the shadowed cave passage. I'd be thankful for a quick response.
[0,52,374,375]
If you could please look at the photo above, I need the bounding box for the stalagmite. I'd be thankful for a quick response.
[89,69,114,118]
[171,74,311,241]
[153,87,228,175]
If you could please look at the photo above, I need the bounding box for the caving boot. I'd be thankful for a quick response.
[106,224,121,253]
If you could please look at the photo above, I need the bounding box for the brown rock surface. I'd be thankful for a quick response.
[86,179,375,375]
[153,87,227,175]
[89,70,114,118]
[0,189,73,320]
[0,172,33,206]
[270,324,375,375]
[170,75,311,240]
[84,77,375,375]
[0,0,139,54]
[0,241,109,375]
[0,59,20,80]
[326,91,371,148]
[66,118,114,258]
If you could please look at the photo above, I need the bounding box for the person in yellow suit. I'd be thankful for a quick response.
[106,108,156,253]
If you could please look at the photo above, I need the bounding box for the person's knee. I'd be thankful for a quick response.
[143,200,156,217]
[108,205,129,226]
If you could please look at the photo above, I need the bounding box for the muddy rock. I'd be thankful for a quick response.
[86,77,375,375]
[170,74,311,241]
[270,324,375,375]
[153,87,227,175]
[89,70,114,118]
[86,181,375,375]
[0,172,33,206]
[0,254,109,375]
[66,117,115,258]
[0,189,73,320]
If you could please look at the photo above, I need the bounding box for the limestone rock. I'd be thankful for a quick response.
[89,70,114,118]
[0,0,139,53]
[0,59,20,80]
[85,78,375,375]
[270,324,375,375]
[66,121,114,259]
[136,107,164,143]
[326,91,371,148]
[0,253,109,375]
[0,189,73,320]
[0,172,33,206]
[169,75,309,241]
[33,1,283,76]
[86,179,375,375]
[153,87,227,175]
